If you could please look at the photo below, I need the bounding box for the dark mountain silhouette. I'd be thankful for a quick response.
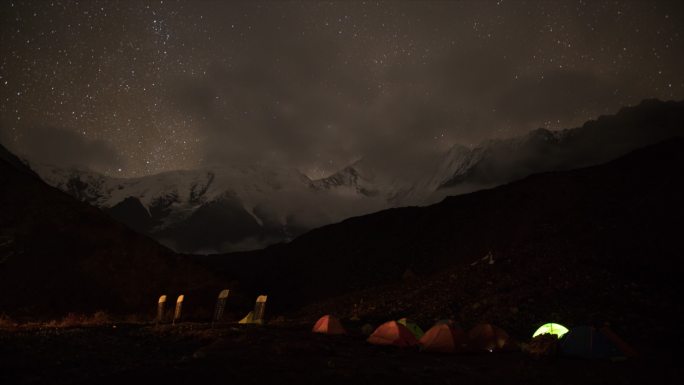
[0,143,220,318]
[202,138,684,340]
[106,197,155,234]
[0,141,38,178]
[154,192,266,253]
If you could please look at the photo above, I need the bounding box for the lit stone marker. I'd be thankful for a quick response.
[212,289,230,325]
[253,295,268,325]
[156,295,167,324]
[173,294,184,325]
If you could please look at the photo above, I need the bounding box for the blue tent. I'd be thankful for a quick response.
[559,326,636,360]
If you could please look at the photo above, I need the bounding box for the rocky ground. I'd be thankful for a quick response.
[0,322,680,385]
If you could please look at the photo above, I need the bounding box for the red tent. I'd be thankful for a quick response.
[312,315,346,335]
[468,323,515,352]
[367,321,419,347]
[419,323,469,353]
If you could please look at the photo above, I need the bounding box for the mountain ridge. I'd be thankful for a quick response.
[200,136,684,332]
[21,99,684,254]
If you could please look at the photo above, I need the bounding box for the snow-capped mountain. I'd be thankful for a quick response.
[311,99,684,207]
[431,99,684,195]
[32,163,389,254]
[311,160,380,198]
[28,99,684,254]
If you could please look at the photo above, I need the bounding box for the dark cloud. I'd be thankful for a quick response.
[1,1,683,177]
[0,126,122,170]
[496,70,632,128]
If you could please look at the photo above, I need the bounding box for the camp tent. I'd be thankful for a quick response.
[239,311,255,324]
[367,321,419,347]
[398,318,424,339]
[559,326,637,360]
[532,323,569,338]
[419,322,469,353]
[253,295,267,322]
[468,323,514,352]
[239,295,268,325]
[212,289,230,324]
[312,315,346,335]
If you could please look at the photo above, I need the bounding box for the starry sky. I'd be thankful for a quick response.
[1,0,682,178]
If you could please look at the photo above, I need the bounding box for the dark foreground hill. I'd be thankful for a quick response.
[0,144,220,318]
[204,138,684,341]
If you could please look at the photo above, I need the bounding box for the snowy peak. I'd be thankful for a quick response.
[311,160,381,197]
[30,162,387,253]
[435,128,565,189]
[435,100,684,191]
[430,144,481,189]
[25,99,684,254]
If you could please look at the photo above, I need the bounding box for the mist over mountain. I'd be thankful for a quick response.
[31,163,389,253]
[433,99,684,193]
[23,99,684,253]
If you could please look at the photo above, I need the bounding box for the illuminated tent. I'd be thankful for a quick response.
[238,311,255,324]
[419,322,469,353]
[398,318,424,339]
[532,323,570,338]
[467,323,515,352]
[367,321,419,347]
[560,326,637,360]
[239,295,267,325]
[312,315,346,335]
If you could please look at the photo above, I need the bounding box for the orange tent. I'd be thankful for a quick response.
[467,323,514,352]
[367,321,419,347]
[312,315,346,335]
[419,323,469,353]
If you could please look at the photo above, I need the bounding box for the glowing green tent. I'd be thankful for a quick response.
[532,323,569,338]
[398,318,424,339]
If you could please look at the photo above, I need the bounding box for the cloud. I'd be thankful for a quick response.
[163,1,681,182]
[495,70,631,127]
[0,126,122,170]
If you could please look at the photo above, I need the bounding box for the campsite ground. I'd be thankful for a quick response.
[0,323,679,385]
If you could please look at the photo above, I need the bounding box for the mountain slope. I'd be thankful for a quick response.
[204,138,684,336]
[32,164,389,254]
[0,143,220,318]
[26,99,684,254]
[320,99,684,205]
[432,99,684,192]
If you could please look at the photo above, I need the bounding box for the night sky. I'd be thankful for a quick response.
[1,1,682,178]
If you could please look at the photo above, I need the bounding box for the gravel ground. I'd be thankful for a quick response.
[0,323,679,385]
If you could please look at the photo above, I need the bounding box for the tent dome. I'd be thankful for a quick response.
[532,323,569,338]
[312,315,346,335]
[367,321,419,347]
[468,323,514,352]
[398,318,424,339]
[560,326,637,360]
[419,322,468,353]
